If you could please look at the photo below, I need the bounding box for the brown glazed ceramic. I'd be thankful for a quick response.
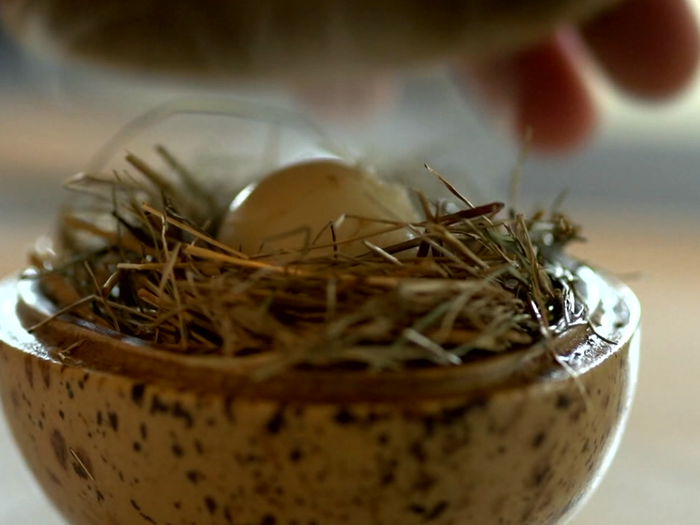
[0,262,639,525]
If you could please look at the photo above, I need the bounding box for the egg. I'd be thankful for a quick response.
[217,159,420,259]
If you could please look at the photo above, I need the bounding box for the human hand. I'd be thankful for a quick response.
[1,0,697,155]
[462,0,699,153]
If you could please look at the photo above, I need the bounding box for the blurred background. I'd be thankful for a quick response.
[2,7,700,524]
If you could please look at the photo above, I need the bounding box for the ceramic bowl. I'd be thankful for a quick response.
[0,262,639,525]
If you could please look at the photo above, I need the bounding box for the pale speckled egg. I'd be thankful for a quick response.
[217,159,420,259]
[0,262,639,525]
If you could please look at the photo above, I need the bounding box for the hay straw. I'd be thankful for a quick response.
[29,147,583,372]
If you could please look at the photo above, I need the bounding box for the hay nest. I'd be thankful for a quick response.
[28,146,583,373]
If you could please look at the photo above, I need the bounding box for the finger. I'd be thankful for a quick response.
[581,0,700,99]
[460,34,597,153]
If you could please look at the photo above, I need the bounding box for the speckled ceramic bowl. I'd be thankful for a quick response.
[0,262,639,525]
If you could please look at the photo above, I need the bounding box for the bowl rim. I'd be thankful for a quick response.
[0,261,640,402]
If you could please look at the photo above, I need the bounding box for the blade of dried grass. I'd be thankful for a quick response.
[142,202,249,258]
[155,145,220,213]
[83,261,119,331]
[426,164,475,209]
